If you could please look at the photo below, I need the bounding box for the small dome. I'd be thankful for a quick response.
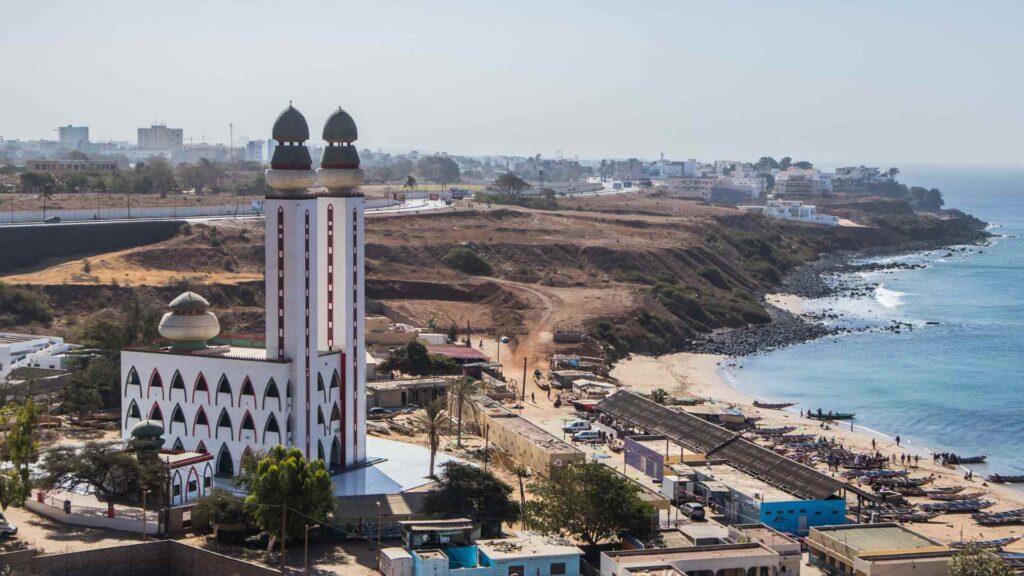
[322,107,358,142]
[130,419,164,439]
[321,145,360,169]
[169,291,210,312]
[272,105,310,142]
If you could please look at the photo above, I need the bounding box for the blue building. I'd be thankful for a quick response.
[695,465,846,535]
[382,519,583,576]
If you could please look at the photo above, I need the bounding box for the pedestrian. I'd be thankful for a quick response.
[531,392,535,403]
[896,435,901,447]
[546,387,551,400]
[851,421,854,431]
[914,454,920,467]
[871,438,876,450]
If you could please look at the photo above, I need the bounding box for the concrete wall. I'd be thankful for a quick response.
[25,496,159,535]
[0,220,183,273]
[0,204,258,225]
[624,437,665,482]
[13,541,278,576]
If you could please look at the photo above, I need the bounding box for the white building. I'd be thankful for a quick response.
[738,200,838,226]
[0,333,68,381]
[665,176,715,199]
[121,104,369,481]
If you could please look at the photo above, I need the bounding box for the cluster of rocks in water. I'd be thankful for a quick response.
[687,242,989,357]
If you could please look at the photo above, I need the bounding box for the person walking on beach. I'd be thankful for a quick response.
[896,435,901,447]
[531,392,535,403]
[914,454,920,467]
[872,438,876,450]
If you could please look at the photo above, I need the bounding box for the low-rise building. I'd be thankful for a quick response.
[737,200,838,226]
[694,464,846,536]
[600,543,780,576]
[26,158,118,173]
[425,344,490,365]
[0,332,68,382]
[665,177,715,199]
[366,315,420,350]
[475,395,584,475]
[807,523,951,576]
[369,377,452,409]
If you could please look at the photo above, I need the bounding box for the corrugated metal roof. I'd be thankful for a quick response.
[597,391,844,501]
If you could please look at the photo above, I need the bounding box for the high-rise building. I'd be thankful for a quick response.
[245,140,266,163]
[120,105,367,503]
[58,125,89,148]
[137,123,184,150]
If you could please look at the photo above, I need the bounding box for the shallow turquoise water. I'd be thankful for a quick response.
[725,167,1024,475]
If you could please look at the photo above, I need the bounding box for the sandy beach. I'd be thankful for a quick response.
[609,351,1024,548]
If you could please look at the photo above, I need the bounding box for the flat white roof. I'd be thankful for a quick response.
[330,437,464,496]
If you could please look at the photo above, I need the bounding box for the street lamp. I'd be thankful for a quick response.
[376,501,383,570]
[305,524,320,576]
[141,489,151,542]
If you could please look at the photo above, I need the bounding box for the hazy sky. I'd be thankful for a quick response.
[2,0,1021,166]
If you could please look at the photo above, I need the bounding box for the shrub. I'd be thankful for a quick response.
[698,265,730,289]
[0,282,53,326]
[442,247,493,275]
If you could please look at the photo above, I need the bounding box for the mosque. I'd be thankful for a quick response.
[120,104,418,503]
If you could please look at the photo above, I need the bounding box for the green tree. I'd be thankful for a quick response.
[192,489,252,529]
[442,246,493,275]
[413,399,447,478]
[494,172,530,198]
[527,462,655,549]
[650,388,669,404]
[778,156,793,170]
[416,156,461,188]
[950,545,1015,576]
[423,462,519,538]
[7,400,39,496]
[405,175,417,190]
[0,471,25,510]
[37,441,143,504]
[242,446,334,541]
[447,322,458,343]
[447,377,480,448]
[18,172,57,194]
[61,368,104,417]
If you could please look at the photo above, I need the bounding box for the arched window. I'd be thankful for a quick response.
[149,402,163,424]
[170,404,186,432]
[286,380,293,404]
[193,406,209,435]
[126,400,141,420]
[287,415,293,435]
[317,406,326,432]
[217,444,234,477]
[172,437,185,451]
[330,370,340,393]
[264,379,281,410]
[330,403,341,425]
[240,377,255,399]
[196,440,208,454]
[330,437,342,469]
[217,375,233,405]
[241,412,256,433]
[125,367,141,394]
[317,374,326,400]
[264,413,280,443]
[317,441,325,462]
[170,370,185,393]
[216,408,233,440]
[193,373,209,403]
[148,369,164,399]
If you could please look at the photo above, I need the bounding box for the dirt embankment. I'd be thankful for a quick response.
[0,194,987,368]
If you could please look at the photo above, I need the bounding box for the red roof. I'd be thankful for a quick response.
[425,344,490,361]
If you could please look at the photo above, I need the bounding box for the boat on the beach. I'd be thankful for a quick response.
[755,426,797,436]
[986,474,1024,484]
[943,454,987,465]
[952,536,1021,550]
[920,499,994,513]
[847,469,907,479]
[753,401,795,410]
[925,486,965,496]
[867,475,935,488]
[807,411,856,421]
[973,508,1024,526]
[929,491,986,501]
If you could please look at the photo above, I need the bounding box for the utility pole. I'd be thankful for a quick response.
[305,523,319,576]
[376,501,383,569]
[141,489,149,541]
[522,357,527,402]
[229,123,234,164]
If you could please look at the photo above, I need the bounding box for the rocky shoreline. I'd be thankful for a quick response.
[686,236,992,358]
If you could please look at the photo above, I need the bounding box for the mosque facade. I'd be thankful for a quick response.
[121,104,368,493]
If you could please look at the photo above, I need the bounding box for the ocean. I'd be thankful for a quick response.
[723,166,1024,476]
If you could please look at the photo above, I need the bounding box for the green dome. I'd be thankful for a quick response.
[168,291,210,312]
[272,104,310,142]
[130,419,164,439]
[321,145,360,169]
[322,107,358,143]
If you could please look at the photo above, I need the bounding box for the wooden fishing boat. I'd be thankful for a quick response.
[753,401,795,410]
[868,475,935,488]
[845,469,907,479]
[879,510,941,523]
[920,499,994,513]
[952,536,1021,549]
[775,434,818,444]
[929,491,986,501]
[945,455,987,465]
[892,486,927,497]
[986,474,1024,484]
[756,426,797,436]
[807,411,856,421]
[973,509,1024,526]
[924,486,965,496]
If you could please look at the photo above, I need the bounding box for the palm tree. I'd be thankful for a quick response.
[414,399,447,478]
[448,377,481,448]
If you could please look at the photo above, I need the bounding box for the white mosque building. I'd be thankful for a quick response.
[121,104,369,486]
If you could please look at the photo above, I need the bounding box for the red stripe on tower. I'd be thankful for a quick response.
[276,207,285,360]
[352,207,359,461]
[304,210,311,459]
[327,204,335,349]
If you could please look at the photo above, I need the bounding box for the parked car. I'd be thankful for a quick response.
[44,216,61,224]
[572,430,602,443]
[368,407,389,419]
[0,511,17,538]
[681,503,705,522]
[562,419,591,433]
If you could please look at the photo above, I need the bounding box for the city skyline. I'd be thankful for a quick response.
[1,0,1022,166]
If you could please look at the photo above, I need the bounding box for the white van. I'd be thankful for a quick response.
[573,430,602,443]
[562,419,591,433]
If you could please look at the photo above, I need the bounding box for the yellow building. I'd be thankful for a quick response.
[807,524,951,576]
[474,395,584,475]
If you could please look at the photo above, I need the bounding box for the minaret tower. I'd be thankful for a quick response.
[263,104,366,467]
